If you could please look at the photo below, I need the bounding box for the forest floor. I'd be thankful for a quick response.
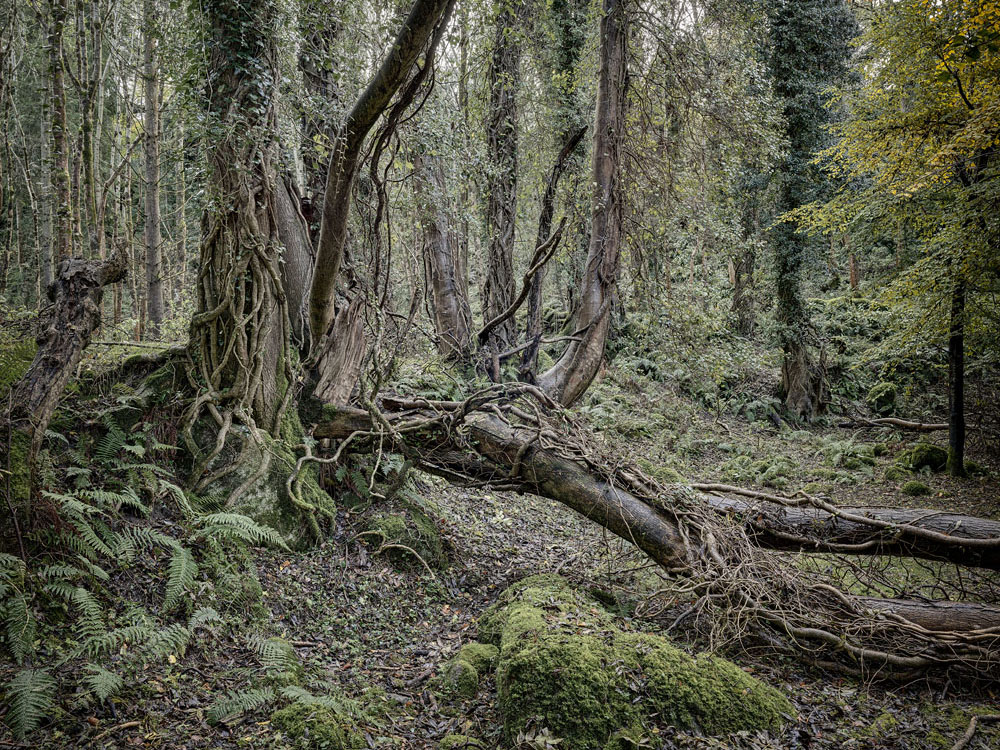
[13,359,1000,750]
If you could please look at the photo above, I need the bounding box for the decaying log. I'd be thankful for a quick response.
[700,493,1000,571]
[314,400,1000,640]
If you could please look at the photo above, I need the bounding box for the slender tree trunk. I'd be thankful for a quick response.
[538,0,628,406]
[481,0,521,365]
[947,277,966,477]
[47,0,72,263]
[143,0,164,336]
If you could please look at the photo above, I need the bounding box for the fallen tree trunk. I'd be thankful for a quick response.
[838,417,948,432]
[313,397,1000,644]
[700,493,1000,571]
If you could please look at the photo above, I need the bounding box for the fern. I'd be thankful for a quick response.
[246,634,299,673]
[196,513,288,549]
[163,546,197,611]
[1,592,34,663]
[158,480,194,516]
[96,415,128,464]
[188,606,222,632]
[207,687,275,725]
[83,664,123,702]
[3,668,56,739]
[143,623,192,658]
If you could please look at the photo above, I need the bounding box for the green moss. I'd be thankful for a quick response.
[884,466,909,481]
[200,537,265,614]
[440,659,479,699]
[901,480,931,496]
[7,429,31,507]
[457,642,499,674]
[270,702,365,749]
[489,575,792,746]
[964,459,987,476]
[637,458,684,483]
[366,509,447,570]
[867,711,899,737]
[438,735,483,750]
[897,443,948,473]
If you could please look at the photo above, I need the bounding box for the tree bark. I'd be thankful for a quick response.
[947,277,966,477]
[538,0,628,406]
[481,0,521,362]
[414,151,471,360]
[700,493,1000,571]
[143,0,164,336]
[7,252,126,493]
[47,0,72,264]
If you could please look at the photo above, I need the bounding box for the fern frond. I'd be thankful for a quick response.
[142,623,191,658]
[83,664,124,702]
[88,625,154,656]
[163,547,197,611]
[188,606,222,632]
[196,513,288,549]
[3,668,56,739]
[206,687,275,725]
[1,592,34,663]
[246,634,298,673]
[96,415,127,464]
[158,480,194,516]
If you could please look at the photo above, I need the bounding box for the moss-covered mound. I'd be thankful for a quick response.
[365,505,448,570]
[478,575,792,747]
[897,443,948,473]
[270,702,365,749]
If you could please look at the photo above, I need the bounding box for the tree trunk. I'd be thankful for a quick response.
[481,0,521,363]
[700,493,1000,571]
[308,0,456,346]
[314,401,1000,637]
[47,0,72,264]
[7,252,126,498]
[187,0,291,434]
[947,277,966,477]
[414,151,471,360]
[521,126,586,380]
[538,0,627,406]
[143,0,164,336]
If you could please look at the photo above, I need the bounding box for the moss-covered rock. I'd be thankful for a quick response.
[884,466,909,481]
[440,658,479,699]
[485,575,792,746]
[438,735,483,750]
[897,443,948,473]
[365,507,447,570]
[270,702,365,749]
[901,480,931,496]
[456,642,499,674]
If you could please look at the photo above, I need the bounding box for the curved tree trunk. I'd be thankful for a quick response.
[414,152,472,360]
[538,0,628,406]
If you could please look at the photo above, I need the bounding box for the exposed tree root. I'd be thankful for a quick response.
[312,384,1000,679]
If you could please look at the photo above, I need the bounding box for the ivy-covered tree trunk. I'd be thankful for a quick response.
[538,0,628,406]
[481,0,521,371]
[765,0,854,418]
[186,0,292,441]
